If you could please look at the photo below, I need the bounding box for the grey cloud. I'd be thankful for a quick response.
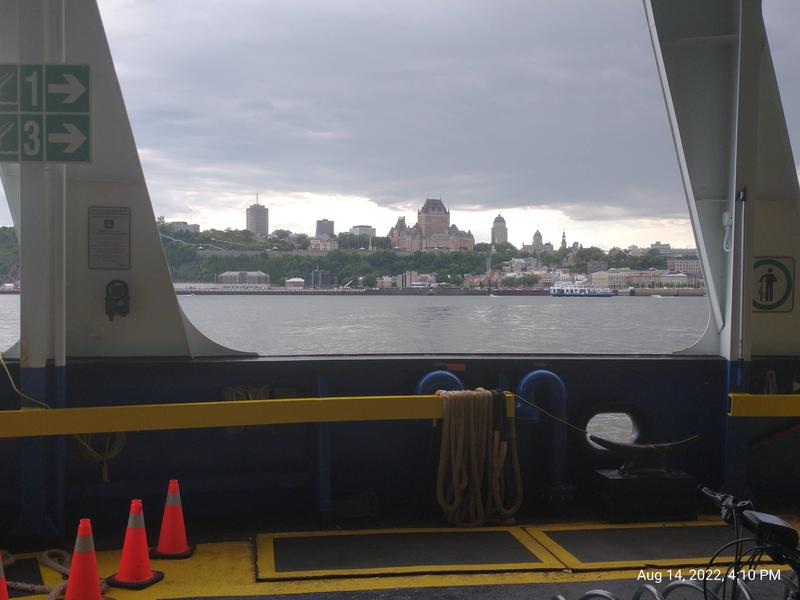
[98,0,799,221]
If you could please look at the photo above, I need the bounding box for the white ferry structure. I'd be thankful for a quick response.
[549,283,615,297]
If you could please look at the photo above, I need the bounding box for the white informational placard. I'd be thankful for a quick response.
[88,206,130,269]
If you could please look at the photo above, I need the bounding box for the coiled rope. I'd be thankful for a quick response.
[1,548,110,600]
[435,388,523,526]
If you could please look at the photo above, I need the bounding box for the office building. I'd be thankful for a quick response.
[316,219,335,238]
[246,202,268,236]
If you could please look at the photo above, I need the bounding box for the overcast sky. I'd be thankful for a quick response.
[2,0,799,249]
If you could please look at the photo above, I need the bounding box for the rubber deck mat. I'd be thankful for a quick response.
[4,558,46,598]
[525,520,746,570]
[255,527,563,581]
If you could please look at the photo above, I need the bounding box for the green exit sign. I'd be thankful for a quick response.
[0,64,90,163]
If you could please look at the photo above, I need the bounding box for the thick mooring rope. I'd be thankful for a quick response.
[435,388,523,526]
[1,548,110,600]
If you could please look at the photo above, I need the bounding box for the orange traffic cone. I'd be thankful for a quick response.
[0,549,8,600]
[107,499,164,589]
[151,479,195,559]
[64,519,103,600]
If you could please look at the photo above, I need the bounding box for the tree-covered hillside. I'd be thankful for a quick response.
[0,224,675,285]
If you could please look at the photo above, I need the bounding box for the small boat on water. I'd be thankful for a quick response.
[549,283,615,297]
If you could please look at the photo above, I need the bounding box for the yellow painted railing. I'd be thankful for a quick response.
[728,393,800,417]
[0,392,515,439]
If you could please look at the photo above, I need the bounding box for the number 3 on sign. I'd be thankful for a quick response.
[20,114,43,161]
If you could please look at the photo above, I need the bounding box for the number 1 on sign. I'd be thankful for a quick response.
[20,65,43,112]
[25,70,38,108]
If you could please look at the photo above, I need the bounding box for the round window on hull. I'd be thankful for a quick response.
[586,412,638,449]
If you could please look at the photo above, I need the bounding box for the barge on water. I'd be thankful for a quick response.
[549,283,616,297]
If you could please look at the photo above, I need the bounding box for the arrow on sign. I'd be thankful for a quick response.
[47,73,86,104]
[48,123,86,153]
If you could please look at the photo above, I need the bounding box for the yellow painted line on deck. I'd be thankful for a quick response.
[0,393,516,438]
[256,526,563,580]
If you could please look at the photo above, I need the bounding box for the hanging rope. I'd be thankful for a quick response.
[764,369,778,394]
[435,388,523,526]
[74,432,127,483]
[1,351,127,482]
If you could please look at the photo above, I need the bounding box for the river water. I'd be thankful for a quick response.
[0,293,708,441]
[0,294,708,355]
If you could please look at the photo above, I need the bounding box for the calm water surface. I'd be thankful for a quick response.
[0,294,708,441]
[0,294,709,355]
[178,294,709,355]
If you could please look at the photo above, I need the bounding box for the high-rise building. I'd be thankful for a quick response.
[246,201,268,236]
[350,225,376,237]
[418,198,449,236]
[316,219,335,238]
[491,214,508,245]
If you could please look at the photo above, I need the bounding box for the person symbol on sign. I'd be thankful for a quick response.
[759,268,778,303]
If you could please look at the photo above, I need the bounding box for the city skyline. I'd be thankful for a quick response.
[172,197,695,251]
[1,1,795,251]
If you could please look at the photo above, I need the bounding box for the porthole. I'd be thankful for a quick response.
[586,412,638,450]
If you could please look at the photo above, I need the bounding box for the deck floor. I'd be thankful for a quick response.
[4,519,795,599]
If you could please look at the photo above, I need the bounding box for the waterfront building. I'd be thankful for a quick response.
[491,214,508,245]
[628,269,666,288]
[285,277,305,289]
[309,268,334,288]
[165,221,200,233]
[246,202,268,236]
[350,225,376,237]
[387,199,474,251]
[591,268,631,290]
[667,257,702,276]
[316,219,335,238]
[591,268,691,289]
[463,273,487,288]
[661,272,690,286]
[216,271,269,285]
[376,270,423,289]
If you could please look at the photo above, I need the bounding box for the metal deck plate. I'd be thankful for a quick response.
[255,527,563,581]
